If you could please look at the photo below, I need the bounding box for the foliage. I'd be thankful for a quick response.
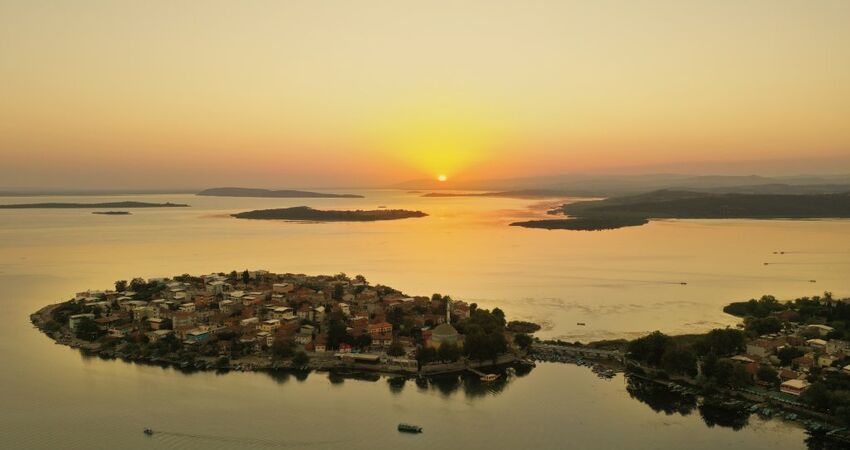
[437,343,461,362]
[506,321,541,334]
[514,333,533,350]
[723,295,784,318]
[74,317,101,341]
[461,308,508,360]
[756,366,779,386]
[293,351,309,366]
[271,338,295,359]
[743,316,783,336]
[387,341,406,357]
[694,328,745,357]
[627,331,672,367]
[660,346,697,377]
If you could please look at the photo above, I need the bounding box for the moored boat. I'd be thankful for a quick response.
[398,423,423,433]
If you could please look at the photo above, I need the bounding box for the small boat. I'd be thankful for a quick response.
[480,373,501,382]
[398,423,423,433]
[809,280,817,283]
[679,282,688,285]
[576,322,586,326]
[143,428,154,436]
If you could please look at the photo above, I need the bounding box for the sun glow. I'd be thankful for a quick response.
[437,175,447,182]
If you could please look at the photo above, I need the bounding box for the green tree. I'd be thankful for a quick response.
[514,333,533,350]
[627,331,672,367]
[757,365,779,386]
[293,351,309,366]
[242,270,250,286]
[438,343,461,362]
[777,346,804,366]
[74,317,101,341]
[801,382,832,410]
[387,341,406,357]
[661,346,697,376]
[271,338,295,359]
[114,280,128,292]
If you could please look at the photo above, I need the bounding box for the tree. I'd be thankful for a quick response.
[514,333,533,351]
[627,331,672,367]
[332,284,344,300]
[114,280,128,292]
[777,346,804,366]
[129,277,146,292]
[271,338,295,359]
[438,343,461,362]
[661,347,697,377]
[695,328,745,357]
[242,270,250,286]
[756,365,779,386]
[293,351,309,366]
[74,317,101,341]
[744,316,782,336]
[801,382,832,410]
[387,341,406,357]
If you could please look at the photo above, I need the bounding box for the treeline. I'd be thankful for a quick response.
[627,328,755,388]
[725,292,850,339]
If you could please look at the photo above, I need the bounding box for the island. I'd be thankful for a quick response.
[92,211,132,215]
[197,187,364,198]
[0,201,189,209]
[512,190,850,230]
[528,291,850,445]
[231,206,427,222]
[510,217,649,231]
[30,271,534,376]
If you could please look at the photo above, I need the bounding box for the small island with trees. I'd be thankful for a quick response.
[30,271,534,377]
[232,206,427,222]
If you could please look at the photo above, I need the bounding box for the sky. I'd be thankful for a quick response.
[1,0,849,189]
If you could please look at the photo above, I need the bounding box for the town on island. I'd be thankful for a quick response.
[29,271,850,445]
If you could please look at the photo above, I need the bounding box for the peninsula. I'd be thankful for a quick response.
[232,206,427,222]
[92,211,132,215]
[0,201,189,209]
[31,271,529,375]
[198,187,364,198]
[512,190,850,230]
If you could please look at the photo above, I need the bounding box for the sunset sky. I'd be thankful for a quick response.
[1,1,849,189]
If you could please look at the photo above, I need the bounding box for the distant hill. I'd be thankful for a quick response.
[393,174,850,197]
[198,187,363,198]
[0,201,188,209]
[511,190,850,230]
[559,190,850,219]
[422,189,580,199]
[232,206,426,222]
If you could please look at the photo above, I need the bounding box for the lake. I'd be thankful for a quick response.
[1,190,848,449]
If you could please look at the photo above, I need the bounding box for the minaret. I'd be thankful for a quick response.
[446,297,451,324]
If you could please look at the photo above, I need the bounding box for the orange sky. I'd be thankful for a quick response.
[1,1,849,188]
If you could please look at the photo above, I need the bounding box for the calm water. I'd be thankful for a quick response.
[1,190,848,449]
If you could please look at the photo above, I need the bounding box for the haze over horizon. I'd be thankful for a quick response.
[2,1,849,189]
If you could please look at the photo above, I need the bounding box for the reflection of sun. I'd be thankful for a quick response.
[437,175,447,182]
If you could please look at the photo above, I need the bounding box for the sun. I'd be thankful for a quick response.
[437,174,447,182]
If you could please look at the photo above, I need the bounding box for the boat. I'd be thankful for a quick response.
[398,423,423,433]
[143,428,154,436]
[480,373,501,382]
[576,322,586,326]
[679,282,688,285]
[809,279,817,283]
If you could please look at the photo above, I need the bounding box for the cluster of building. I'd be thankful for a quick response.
[732,322,849,396]
[65,271,471,363]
